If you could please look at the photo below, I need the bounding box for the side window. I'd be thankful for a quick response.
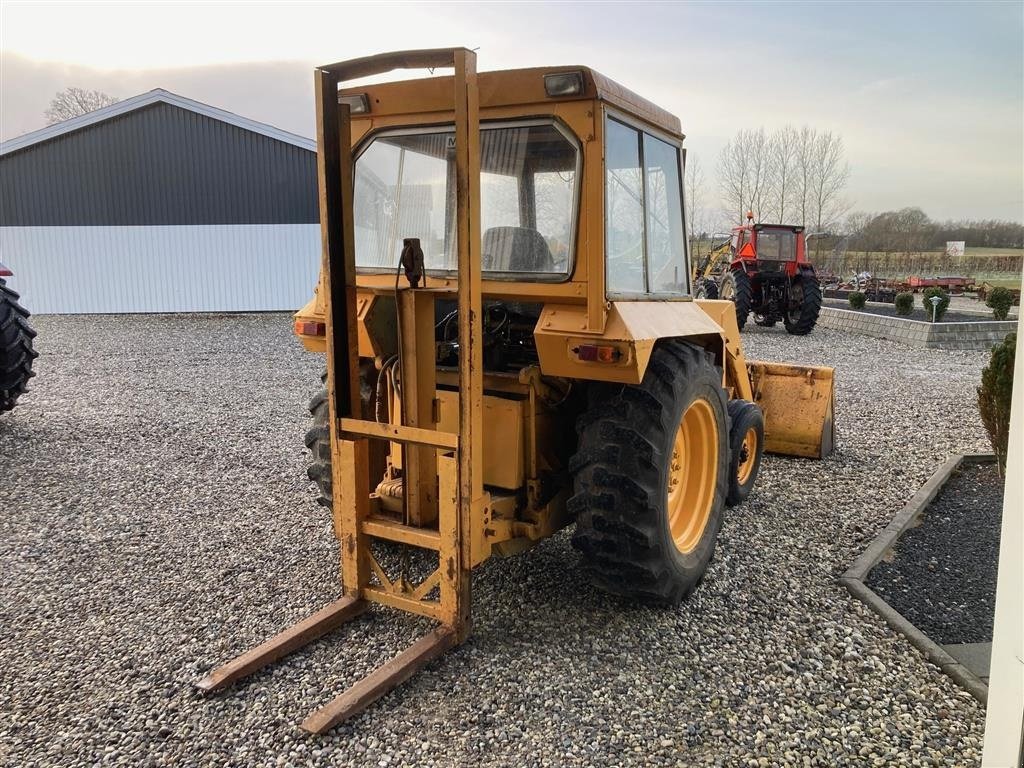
[605,119,645,293]
[644,134,685,292]
[605,116,687,295]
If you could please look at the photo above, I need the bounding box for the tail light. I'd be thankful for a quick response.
[295,320,326,336]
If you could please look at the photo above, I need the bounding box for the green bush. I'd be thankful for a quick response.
[921,287,950,321]
[978,332,1016,475]
[894,292,914,316]
[986,286,1014,321]
[848,291,867,310]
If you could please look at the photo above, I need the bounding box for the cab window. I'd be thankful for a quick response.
[605,116,686,294]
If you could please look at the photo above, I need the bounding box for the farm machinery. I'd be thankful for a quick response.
[693,213,823,334]
[197,49,836,732]
[0,261,37,414]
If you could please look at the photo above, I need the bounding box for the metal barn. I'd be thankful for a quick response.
[0,89,319,314]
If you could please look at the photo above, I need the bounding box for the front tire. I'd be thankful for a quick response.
[725,400,764,506]
[694,279,719,300]
[720,269,753,330]
[570,342,729,606]
[0,277,37,414]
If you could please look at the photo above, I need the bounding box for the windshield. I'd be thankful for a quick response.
[353,122,579,279]
[755,229,797,261]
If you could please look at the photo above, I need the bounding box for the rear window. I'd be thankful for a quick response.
[756,230,797,261]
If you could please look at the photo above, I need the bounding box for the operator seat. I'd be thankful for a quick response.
[482,226,554,273]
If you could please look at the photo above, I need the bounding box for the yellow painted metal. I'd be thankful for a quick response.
[534,301,724,384]
[397,289,439,527]
[364,586,444,621]
[362,516,441,550]
[696,299,754,401]
[294,294,326,352]
[336,65,682,136]
[339,418,458,450]
[748,361,835,459]
[434,391,524,490]
[389,390,524,484]
[452,48,482,639]
[667,398,719,554]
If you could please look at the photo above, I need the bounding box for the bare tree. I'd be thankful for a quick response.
[810,130,851,232]
[718,136,749,224]
[766,125,798,223]
[717,128,769,223]
[45,88,118,124]
[685,154,706,242]
[719,123,851,232]
[793,125,817,228]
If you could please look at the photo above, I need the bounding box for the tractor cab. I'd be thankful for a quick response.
[730,215,806,278]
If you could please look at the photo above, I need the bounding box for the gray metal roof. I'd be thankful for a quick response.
[0,88,315,156]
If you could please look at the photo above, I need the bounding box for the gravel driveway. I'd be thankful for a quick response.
[0,313,993,767]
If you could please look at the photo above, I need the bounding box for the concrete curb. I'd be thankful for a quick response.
[817,306,1018,350]
[841,452,995,706]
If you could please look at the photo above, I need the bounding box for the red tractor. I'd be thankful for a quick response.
[694,213,822,335]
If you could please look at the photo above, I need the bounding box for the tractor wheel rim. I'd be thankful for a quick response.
[666,398,719,554]
[736,426,758,485]
[721,281,734,299]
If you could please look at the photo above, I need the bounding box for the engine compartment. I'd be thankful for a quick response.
[434,300,543,373]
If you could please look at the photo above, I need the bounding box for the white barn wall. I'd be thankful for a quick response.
[1,224,320,314]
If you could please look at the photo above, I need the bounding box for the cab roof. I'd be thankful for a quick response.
[339,65,684,139]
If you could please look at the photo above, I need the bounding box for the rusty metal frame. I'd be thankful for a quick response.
[197,47,483,734]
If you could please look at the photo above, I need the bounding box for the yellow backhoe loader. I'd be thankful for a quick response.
[197,49,835,733]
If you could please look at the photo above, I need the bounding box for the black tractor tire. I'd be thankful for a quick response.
[753,313,777,328]
[694,279,719,300]
[725,400,765,507]
[305,382,334,508]
[784,274,822,336]
[305,362,380,509]
[0,277,37,414]
[720,269,753,330]
[570,341,729,606]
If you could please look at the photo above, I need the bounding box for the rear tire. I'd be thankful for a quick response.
[305,381,334,508]
[784,275,822,335]
[725,400,764,506]
[0,277,37,414]
[305,362,380,509]
[720,269,752,330]
[570,342,729,606]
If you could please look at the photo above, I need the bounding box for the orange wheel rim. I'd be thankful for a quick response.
[736,426,758,485]
[666,398,719,554]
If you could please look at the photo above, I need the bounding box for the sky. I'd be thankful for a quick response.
[2,1,1022,225]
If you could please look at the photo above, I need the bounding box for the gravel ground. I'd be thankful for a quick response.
[866,463,1003,644]
[0,314,991,767]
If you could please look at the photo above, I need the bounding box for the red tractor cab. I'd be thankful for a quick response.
[705,213,822,335]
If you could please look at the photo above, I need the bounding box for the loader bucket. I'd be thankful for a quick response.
[747,361,835,459]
